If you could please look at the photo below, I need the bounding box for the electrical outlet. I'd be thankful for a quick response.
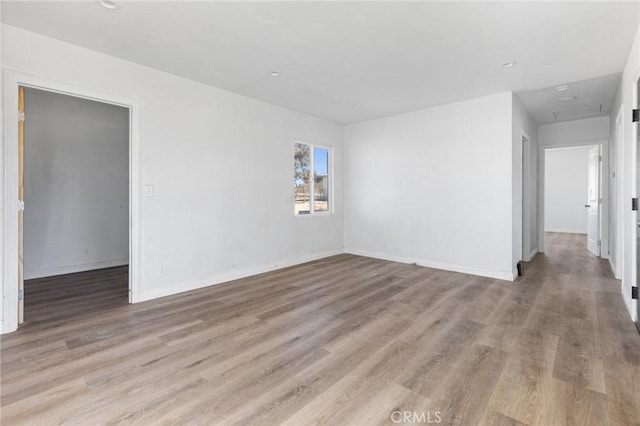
[160,266,167,276]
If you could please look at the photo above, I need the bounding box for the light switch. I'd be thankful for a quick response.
[143,185,154,197]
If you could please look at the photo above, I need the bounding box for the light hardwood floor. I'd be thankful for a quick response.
[1,233,639,425]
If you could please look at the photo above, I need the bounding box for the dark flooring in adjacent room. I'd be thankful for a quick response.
[23,266,129,324]
[1,234,639,425]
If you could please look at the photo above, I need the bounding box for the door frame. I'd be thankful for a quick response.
[635,75,640,329]
[1,70,143,333]
[537,139,609,256]
[586,145,602,256]
[611,107,624,279]
[521,131,533,261]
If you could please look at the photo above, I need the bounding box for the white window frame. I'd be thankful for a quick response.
[294,141,333,217]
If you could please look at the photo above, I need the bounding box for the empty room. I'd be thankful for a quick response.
[1,1,639,425]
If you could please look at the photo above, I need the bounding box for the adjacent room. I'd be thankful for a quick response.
[544,145,600,256]
[23,87,130,324]
[1,1,639,425]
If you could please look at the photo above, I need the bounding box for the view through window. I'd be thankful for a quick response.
[294,142,330,215]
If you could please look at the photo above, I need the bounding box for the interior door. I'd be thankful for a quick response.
[18,86,25,324]
[586,146,600,256]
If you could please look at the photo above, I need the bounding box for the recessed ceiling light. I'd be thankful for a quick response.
[269,71,280,77]
[98,0,118,10]
[501,61,517,69]
[556,85,569,92]
[558,96,577,102]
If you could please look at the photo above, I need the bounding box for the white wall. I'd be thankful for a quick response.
[544,146,591,234]
[609,87,623,279]
[344,92,515,280]
[512,95,538,262]
[612,20,639,322]
[23,88,129,279]
[538,116,611,145]
[2,25,344,315]
[0,16,4,331]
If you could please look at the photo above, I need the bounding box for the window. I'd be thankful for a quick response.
[294,142,331,215]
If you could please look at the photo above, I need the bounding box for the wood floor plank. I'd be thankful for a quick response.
[429,343,509,425]
[2,233,638,425]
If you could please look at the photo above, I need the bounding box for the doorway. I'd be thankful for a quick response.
[2,71,142,334]
[542,144,602,256]
[21,87,130,324]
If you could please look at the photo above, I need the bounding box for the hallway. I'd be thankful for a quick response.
[510,232,640,424]
[1,234,639,425]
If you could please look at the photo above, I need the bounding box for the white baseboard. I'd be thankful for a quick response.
[343,248,515,282]
[24,258,129,280]
[544,228,587,234]
[139,249,344,302]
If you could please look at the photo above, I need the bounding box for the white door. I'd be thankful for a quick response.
[586,146,600,256]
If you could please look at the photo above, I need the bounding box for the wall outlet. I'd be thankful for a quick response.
[159,266,167,276]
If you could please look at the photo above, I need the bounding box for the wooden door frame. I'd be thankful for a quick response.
[1,70,142,334]
[536,140,609,256]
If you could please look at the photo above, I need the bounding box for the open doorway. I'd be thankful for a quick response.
[2,71,141,334]
[543,145,601,256]
[20,87,130,324]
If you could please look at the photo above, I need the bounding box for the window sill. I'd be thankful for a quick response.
[294,212,333,218]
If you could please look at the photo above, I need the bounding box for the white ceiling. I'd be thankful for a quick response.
[2,1,638,124]
[516,73,622,125]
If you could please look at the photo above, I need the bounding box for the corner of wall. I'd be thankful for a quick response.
[511,94,539,265]
[618,17,639,323]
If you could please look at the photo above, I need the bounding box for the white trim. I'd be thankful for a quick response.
[525,249,538,262]
[2,70,142,334]
[538,138,609,148]
[140,249,343,301]
[631,72,640,324]
[613,106,624,280]
[24,259,129,280]
[344,248,516,281]
[521,131,531,263]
